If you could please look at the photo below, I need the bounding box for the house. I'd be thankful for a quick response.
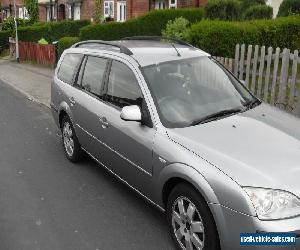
[38,0,206,22]
[0,0,28,22]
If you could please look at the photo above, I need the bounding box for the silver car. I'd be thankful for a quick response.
[51,37,300,250]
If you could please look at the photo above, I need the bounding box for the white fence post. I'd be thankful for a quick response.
[279,48,290,106]
[263,47,273,102]
[234,44,240,77]
[270,47,280,105]
[257,46,266,99]
[239,44,245,80]
[251,45,259,94]
[245,45,252,89]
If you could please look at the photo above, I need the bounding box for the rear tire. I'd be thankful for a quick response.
[166,183,220,250]
[61,116,84,162]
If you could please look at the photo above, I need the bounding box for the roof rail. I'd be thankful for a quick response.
[121,36,194,48]
[72,40,133,56]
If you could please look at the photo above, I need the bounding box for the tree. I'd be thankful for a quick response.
[93,0,104,24]
[24,0,39,23]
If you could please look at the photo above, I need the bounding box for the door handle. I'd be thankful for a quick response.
[99,116,109,128]
[69,97,76,106]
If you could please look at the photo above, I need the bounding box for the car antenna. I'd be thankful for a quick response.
[170,42,181,57]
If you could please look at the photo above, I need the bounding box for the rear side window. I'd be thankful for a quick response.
[81,56,108,96]
[58,53,83,84]
[106,60,143,108]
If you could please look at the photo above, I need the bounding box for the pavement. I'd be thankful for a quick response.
[0,59,53,108]
[0,65,175,249]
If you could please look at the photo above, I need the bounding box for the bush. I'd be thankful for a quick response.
[277,0,300,17]
[58,36,80,58]
[18,20,90,43]
[240,0,266,10]
[1,16,32,31]
[204,0,241,21]
[0,30,11,50]
[244,5,273,20]
[162,17,190,40]
[187,15,300,57]
[80,8,204,40]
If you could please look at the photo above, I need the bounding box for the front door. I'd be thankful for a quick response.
[93,59,155,194]
[117,1,126,22]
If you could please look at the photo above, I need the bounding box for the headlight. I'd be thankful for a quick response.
[243,187,300,220]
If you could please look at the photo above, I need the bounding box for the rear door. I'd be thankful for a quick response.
[70,55,110,157]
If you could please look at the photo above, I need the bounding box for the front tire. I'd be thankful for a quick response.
[167,183,220,250]
[61,116,84,162]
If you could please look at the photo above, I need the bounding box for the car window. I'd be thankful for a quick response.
[58,53,83,84]
[105,60,143,108]
[143,57,255,128]
[81,56,107,96]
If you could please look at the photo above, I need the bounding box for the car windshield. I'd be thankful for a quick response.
[142,56,257,128]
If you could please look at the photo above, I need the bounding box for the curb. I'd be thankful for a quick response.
[0,77,51,109]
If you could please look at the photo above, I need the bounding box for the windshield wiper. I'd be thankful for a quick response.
[190,108,244,126]
[243,99,261,110]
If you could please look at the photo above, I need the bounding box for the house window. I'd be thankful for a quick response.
[74,3,81,20]
[19,7,23,19]
[67,4,72,19]
[104,0,114,18]
[52,4,57,20]
[155,0,166,9]
[46,6,51,21]
[2,9,11,20]
[169,0,177,8]
[46,4,57,21]
[23,7,29,19]
[19,7,29,19]
[117,1,126,22]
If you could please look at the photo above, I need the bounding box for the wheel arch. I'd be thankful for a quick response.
[58,101,73,128]
[160,164,222,250]
[158,163,220,210]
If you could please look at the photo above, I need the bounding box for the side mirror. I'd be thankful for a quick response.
[120,105,142,122]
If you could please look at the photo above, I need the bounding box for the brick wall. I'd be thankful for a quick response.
[130,0,149,19]
[177,0,206,8]
[178,0,194,8]
[39,5,47,22]
[199,0,206,7]
[81,0,94,21]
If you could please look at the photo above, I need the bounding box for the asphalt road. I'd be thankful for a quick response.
[0,80,175,250]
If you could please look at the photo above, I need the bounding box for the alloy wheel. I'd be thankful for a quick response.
[63,121,74,157]
[172,196,205,250]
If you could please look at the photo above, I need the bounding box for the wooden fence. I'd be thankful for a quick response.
[19,41,56,65]
[214,44,300,117]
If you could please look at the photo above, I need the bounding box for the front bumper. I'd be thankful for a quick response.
[209,203,300,250]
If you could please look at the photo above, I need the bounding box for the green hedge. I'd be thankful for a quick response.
[244,5,273,20]
[277,0,300,17]
[187,15,300,57]
[18,20,90,43]
[80,8,204,41]
[240,0,266,10]
[0,30,11,50]
[58,36,80,58]
[204,0,241,21]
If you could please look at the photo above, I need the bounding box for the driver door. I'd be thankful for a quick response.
[92,59,156,195]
